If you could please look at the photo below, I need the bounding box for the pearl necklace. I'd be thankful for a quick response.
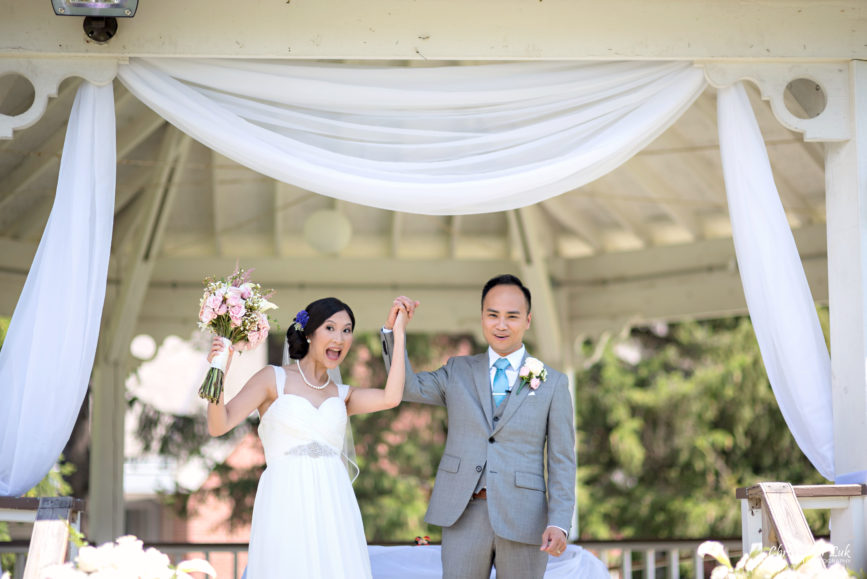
[296,359,331,390]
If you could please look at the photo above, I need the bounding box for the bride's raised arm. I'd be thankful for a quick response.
[345,306,409,416]
[205,338,277,436]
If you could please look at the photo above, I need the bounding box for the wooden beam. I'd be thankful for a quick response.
[2,96,165,237]
[449,215,462,259]
[823,60,867,573]
[511,207,562,365]
[624,157,702,239]
[539,197,603,253]
[89,127,191,543]
[1,0,865,60]
[391,212,403,258]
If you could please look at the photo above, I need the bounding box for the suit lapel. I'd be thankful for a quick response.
[492,351,530,436]
[472,354,494,428]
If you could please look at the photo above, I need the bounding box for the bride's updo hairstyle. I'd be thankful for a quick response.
[286,297,356,360]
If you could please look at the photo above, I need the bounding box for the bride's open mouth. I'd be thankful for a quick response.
[325,348,342,360]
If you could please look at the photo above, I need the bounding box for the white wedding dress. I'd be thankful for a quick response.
[244,366,372,578]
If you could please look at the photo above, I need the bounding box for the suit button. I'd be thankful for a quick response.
[475,465,483,472]
[493,417,500,422]
[489,437,495,443]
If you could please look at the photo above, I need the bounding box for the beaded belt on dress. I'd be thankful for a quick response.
[284,441,339,458]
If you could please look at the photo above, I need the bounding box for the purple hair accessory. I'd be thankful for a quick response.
[292,310,309,332]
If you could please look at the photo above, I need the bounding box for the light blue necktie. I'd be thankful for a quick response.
[492,357,511,407]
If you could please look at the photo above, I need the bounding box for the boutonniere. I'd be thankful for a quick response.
[515,357,547,395]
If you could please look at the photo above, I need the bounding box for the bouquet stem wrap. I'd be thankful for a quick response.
[199,337,231,403]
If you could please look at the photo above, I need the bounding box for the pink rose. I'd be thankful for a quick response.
[226,288,244,308]
[199,305,217,324]
[529,377,541,390]
[215,302,228,316]
[519,366,530,378]
[206,293,223,310]
[229,304,245,320]
[257,313,270,331]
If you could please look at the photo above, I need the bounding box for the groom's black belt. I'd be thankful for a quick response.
[472,489,487,500]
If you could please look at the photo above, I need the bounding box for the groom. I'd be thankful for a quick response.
[381,274,576,579]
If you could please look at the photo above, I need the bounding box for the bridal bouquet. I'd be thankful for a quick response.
[197,266,277,403]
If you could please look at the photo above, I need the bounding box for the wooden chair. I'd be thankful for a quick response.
[737,482,867,571]
[0,497,86,578]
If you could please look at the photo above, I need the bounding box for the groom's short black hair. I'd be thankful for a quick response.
[481,274,532,313]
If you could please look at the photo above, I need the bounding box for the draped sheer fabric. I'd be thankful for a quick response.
[0,59,838,498]
[717,83,834,480]
[117,59,707,214]
[0,83,116,496]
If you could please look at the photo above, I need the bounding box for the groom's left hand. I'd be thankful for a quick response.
[540,526,567,557]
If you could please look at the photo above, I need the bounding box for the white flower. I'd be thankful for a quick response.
[701,541,851,579]
[75,545,108,572]
[794,540,835,568]
[698,541,733,568]
[58,534,213,579]
[40,564,88,579]
[525,357,545,376]
[259,298,279,312]
[750,552,789,579]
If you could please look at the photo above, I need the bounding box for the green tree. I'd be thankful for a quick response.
[576,316,828,540]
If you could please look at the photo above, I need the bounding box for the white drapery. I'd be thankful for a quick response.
[0,59,837,497]
[0,82,116,496]
[117,59,706,215]
[717,83,835,480]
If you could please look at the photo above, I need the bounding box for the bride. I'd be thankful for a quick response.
[205,296,409,578]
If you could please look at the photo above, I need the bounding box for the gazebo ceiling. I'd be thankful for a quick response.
[0,70,828,359]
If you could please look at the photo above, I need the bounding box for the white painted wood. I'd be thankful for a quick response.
[0,508,36,523]
[828,496,865,571]
[693,550,703,579]
[513,207,562,365]
[89,128,191,542]
[824,60,867,574]
[740,498,763,554]
[668,549,679,579]
[0,58,116,137]
[88,359,126,544]
[1,1,865,60]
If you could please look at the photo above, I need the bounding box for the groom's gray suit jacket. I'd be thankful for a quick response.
[382,331,577,545]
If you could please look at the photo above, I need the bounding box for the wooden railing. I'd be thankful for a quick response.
[0,497,85,579]
[0,538,742,579]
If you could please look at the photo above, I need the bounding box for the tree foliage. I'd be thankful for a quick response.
[576,316,829,540]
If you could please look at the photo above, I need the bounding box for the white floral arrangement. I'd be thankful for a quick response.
[698,540,852,579]
[40,535,217,579]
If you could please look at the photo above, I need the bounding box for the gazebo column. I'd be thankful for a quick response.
[825,59,867,571]
[510,207,562,367]
[88,127,191,543]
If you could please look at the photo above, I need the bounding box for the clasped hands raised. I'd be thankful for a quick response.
[384,296,419,332]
